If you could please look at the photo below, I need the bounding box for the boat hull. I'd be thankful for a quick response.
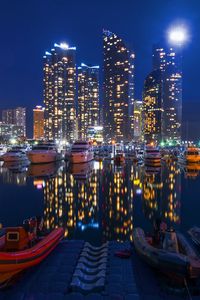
[2,155,27,162]
[0,228,64,285]
[133,227,200,279]
[69,152,94,164]
[27,152,61,164]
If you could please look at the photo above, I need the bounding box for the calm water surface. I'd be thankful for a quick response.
[0,160,200,245]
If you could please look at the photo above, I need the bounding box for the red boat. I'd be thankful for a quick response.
[0,218,64,286]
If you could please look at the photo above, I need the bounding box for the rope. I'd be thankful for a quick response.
[184,278,192,300]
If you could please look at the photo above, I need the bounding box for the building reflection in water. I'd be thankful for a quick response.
[101,163,134,242]
[43,161,102,239]
[30,160,189,242]
[141,161,181,227]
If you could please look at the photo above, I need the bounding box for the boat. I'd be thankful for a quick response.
[1,148,27,162]
[27,143,63,164]
[0,218,64,286]
[144,146,161,167]
[178,147,200,164]
[133,227,200,279]
[114,152,125,164]
[69,141,94,164]
[0,145,7,159]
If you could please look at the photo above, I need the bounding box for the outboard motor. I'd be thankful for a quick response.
[23,219,30,233]
[36,216,44,236]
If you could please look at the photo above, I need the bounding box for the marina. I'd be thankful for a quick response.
[1,153,200,298]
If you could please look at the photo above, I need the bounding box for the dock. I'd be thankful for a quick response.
[1,239,196,299]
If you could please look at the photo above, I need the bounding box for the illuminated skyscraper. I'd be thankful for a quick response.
[143,69,163,143]
[133,100,143,141]
[103,30,135,143]
[77,64,100,140]
[33,106,44,140]
[43,43,77,142]
[153,44,182,142]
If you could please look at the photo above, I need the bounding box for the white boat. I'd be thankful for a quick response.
[69,141,94,164]
[1,148,27,162]
[144,146,161,166]
[178,147,200,164]
[27,143,62,164]
[0,145,7,158]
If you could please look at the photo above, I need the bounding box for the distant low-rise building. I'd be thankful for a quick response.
[33,106,44,140]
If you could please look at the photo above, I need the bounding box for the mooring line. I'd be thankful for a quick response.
[184,278,192,300]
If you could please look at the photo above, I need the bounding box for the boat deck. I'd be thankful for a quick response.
[1,239,199,299]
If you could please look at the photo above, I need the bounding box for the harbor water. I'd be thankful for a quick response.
[0,159,200,245]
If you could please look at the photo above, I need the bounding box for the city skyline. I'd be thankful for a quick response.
[0,0,199,139]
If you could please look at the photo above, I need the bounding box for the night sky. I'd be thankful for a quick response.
[0,0,199,138]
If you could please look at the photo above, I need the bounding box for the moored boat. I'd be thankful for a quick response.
[27,143,62,164]
[133,227,200,279]
[0,218,64,286]
[178,147,200,164]
[1,148,27,162]
[69,141,94,164]
[144,146,161,167]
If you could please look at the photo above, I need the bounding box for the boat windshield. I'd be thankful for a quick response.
[8,150,21,153]
[32,146,53,151]
[71,148,88,152]
[187,151,199,155]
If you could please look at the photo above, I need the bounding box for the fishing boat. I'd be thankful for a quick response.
[133,227,200,279]
[0,218,64,286]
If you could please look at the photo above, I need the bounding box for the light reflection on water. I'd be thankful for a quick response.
[0,160,200,245]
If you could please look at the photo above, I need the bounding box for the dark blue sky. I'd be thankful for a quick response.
[0,0,199,137]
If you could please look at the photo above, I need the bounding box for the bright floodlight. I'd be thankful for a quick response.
[168,26,188,45]
[60,43,69,50]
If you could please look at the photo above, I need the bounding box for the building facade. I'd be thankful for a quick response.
[133,100,143,141]
[103,30,135,143]
[43,43,77,142]
[33,106,44,140]
[143,69,163,144]
[0,123,24,141]
[2,107,26,136]
[153,44,182,143]
[77,64,100,140]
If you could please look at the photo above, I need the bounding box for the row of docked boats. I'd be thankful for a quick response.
[0,141,94,165]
